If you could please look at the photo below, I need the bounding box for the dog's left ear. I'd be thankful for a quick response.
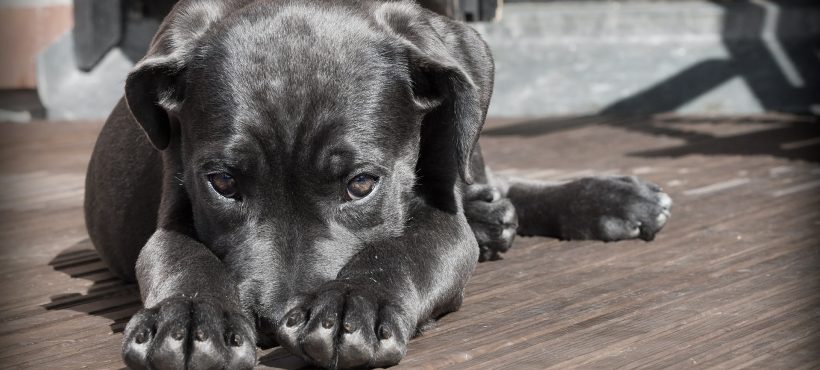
[376,3,494,187]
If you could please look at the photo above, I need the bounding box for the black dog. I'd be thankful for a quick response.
[84,0,672,368]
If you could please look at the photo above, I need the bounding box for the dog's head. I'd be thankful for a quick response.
[124,0,491,317]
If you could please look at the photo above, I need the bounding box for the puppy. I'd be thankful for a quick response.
[83,0,672,368]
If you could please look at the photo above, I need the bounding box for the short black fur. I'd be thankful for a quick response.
[84,1,672,368]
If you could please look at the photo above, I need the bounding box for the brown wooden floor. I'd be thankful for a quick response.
[1,115,819,369]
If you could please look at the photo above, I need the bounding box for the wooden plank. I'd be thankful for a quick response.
[0,115,818,369]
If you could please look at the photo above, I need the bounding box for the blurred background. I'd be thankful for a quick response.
[1,0,818,122]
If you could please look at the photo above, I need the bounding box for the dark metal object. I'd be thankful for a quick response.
[73,0,123,72]
[398,0,499,21]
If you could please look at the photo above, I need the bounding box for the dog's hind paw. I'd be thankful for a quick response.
[122,296,256,370]
[559,176,672,242]
[464,184,518,261]
[276,281,411,369]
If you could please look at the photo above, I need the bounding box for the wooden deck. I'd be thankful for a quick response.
[1,115,818,369]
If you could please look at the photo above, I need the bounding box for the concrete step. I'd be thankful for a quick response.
[30,0,820,120]
[473,0,820,116]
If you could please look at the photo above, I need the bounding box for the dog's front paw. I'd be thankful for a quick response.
[561,176,672,242]
[276,281,411,369]
[122,296,256,370]
[464,184,518,261]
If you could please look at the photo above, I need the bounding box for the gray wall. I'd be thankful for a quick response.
[474,0,820,117]
[32,0,820,120]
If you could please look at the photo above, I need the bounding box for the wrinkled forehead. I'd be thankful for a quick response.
[191,3,406,116]
[189,123,390,179]
[181,4,418,165]
[188,6,412,126]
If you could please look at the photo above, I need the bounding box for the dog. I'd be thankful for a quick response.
[83,0,672,368]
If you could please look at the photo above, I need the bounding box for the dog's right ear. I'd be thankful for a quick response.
[125,54,184,150]
[124,1,226,150]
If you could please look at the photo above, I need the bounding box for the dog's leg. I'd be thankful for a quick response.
[121,229,257,370]
[275,203,478,369]
[117,146,256,369]
[496,174,673,242]
[463,144,519,261]
[86,101,256,368]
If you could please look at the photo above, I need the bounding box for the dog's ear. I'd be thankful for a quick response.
[376,3,494,188]
[124,1,226,150]
[125,53,184,151]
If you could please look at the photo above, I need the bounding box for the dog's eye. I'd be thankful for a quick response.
[347,174,378,200]
[208,173,238,198]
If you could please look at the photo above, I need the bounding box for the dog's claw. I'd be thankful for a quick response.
[379,326,393,340]
[194,329,207,341]
[343,321,356,333]
[322,317,335,329]
[286,310,304,327]
[229,333,244,347]
[134,330,148,344]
